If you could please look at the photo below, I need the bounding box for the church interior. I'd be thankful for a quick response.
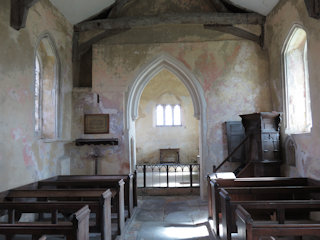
[1,0,320,239]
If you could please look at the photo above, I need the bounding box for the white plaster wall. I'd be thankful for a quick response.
[265,0,320,179]
[0,0,73,191]
[135,69,199,164]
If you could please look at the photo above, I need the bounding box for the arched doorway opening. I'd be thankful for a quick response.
[126,54,207,198]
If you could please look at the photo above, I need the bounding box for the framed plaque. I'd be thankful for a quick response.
[84,114,109,134]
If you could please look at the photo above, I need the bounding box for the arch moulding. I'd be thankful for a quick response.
[125,54,208,198]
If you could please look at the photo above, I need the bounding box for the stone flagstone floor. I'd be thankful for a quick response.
[121,195,216,240]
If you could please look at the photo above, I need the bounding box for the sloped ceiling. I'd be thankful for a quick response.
[49,0,279,25]
[49,0,115,24]
[229,0,279,16]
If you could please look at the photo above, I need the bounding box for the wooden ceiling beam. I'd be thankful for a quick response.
[108,0,132,18]
[210,0,230,12]
[76,28,130,59]
[305,0,320,19]
[204,24,263,47]
[75,13,265,32]
[10,0,40,30]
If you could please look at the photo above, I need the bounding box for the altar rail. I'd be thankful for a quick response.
[136,163,200,188]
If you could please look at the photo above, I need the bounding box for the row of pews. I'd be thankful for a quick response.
[0,173,137,240]
[207,174,320,240]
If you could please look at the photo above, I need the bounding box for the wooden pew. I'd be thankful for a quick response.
[0,190,112,240]
[207,176,313,236]
[219,186,320,240]
[4,187,122,239]
[38,174,136,218]
[236,204,320,240]
[0,205,90,240]
[36,178,126,235]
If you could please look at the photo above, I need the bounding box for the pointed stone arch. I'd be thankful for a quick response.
[125,53,208,197]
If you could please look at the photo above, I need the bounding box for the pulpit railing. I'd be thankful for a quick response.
[136,163,200,188]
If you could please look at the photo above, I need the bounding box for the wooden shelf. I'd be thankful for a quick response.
[75,138,118,146]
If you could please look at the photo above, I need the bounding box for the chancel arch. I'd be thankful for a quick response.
[126,54,207,198]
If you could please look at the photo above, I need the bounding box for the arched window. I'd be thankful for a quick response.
[156,104,181,126]
[34,55,41,133]
[34,33,60,139]
[283,25,312,134]
[173,105,181,125]
[165,105,173,126]
[156,105,164,126]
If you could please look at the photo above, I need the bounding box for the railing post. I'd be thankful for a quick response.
[166,165,169,187]
[133,170,138,207]
[213,165,217,173]
[143,165,146,188]
[189,164,193,187]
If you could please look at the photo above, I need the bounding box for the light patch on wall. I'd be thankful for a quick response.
[23,143,33,167]
[8,88,30,103]
[11,128,24,141]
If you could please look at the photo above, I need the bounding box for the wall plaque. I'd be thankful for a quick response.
[84,114,109,134]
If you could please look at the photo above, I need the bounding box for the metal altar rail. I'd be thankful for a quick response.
[136,163,200,188]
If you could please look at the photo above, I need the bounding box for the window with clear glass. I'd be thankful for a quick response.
[34,35,59,139]
[156,104,181,126]
[283,26,312,134]
[156,105,164,126]
[34,55,41,133]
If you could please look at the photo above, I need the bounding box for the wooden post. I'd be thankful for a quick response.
[143,165,146,188]
[133,170,138,206]
[166,165,169,187]
[213,165,217,173]
[189,164,193,187]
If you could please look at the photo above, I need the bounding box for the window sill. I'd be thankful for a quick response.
[38,138,72,143]
[285,128,312,135]
[156,125,183,127]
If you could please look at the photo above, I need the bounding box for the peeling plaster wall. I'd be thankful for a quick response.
[0,0,73,191]
[265,0,320,179]
[72,37,271,176]
[135,69,200,164]
[71,88,127,174]
[72,0,272,179]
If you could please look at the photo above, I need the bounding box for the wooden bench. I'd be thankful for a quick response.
[236,204,320,240]
[0,190,113,240]
[4,187,121,240]
[219,185,320,240]
[0,205,90,240]
[207,176,315,236]
[38,174,136,218]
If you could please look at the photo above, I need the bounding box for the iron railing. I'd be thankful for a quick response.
[136,163,200,188]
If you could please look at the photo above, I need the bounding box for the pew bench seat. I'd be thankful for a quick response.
[0,205,90,240]
[236,205,320,240]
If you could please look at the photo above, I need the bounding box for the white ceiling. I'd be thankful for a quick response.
[49,0,279,25]
[230,0,279,16]
[49,0,115,24]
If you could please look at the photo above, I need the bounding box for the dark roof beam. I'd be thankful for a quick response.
[204,24,264,47]
[209,0,230,12]
[75,13,265,32]
[10,0,40,30]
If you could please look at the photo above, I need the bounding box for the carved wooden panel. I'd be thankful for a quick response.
[240,112,282,177]
[225,121,245,162]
